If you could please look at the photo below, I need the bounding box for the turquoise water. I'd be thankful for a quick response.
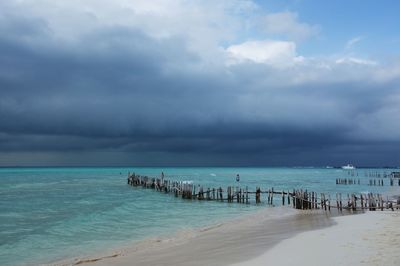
[0,167,397,265]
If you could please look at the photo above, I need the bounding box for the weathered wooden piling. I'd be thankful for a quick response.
[246,186,249,204]
[255,187,261,204]
[127,173,399,212]
[328,195,331,211]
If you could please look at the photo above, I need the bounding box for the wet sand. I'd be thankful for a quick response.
[67,207,335,266]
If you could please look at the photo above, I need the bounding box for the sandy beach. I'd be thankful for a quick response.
[235,211,400,266]
[64,207,331,266]
[67,208,399,266]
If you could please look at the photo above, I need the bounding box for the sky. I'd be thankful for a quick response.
[0,0,399,167]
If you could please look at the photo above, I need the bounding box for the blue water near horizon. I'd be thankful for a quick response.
[0,167,398,265]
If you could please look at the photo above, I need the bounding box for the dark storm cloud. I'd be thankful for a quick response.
[0,2,399,166]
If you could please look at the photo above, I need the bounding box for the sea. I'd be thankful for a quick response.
[0,167,397,265]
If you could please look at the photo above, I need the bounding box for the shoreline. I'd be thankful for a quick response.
[52,207,336,266]
[49,208,399,266]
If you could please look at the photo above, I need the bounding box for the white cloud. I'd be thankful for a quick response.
[262,11,319,41]
[335,57,377,66]
[1,0,397,86]
[345,36,363,49]
[226,40,303,67]
[1,0,257,64]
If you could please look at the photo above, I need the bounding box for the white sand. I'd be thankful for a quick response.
[234,211,400,266]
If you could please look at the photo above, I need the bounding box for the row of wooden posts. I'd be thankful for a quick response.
[363,171,396,178]
[335,178,400,186]
[127,173,400,212]
[336,178,360,185]
[346,170,400,178]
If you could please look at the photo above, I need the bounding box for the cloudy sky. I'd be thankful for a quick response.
[1,0,399,166]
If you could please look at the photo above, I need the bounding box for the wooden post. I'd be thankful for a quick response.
[354,194,357,211]
[378,194,381,210]
[336,193,339,212]
[328,194,331,211]
[301,190,304,209]
[292,189,296,208]
[368,193,371,210]
[246,186,249,204]
[365,194,368,209]
[360,194,364,210]
[298,189,304,210]
[320,193,323,210]
[271,187,274,205]
[312,192,315,209]
[255,187,261,204]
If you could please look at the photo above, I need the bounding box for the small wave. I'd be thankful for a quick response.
[210,173,216,177]
[49,252,121,266]
[199,223,223,232]
[74,253,121,265]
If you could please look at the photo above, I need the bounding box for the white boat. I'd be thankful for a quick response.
[342,164,355,170]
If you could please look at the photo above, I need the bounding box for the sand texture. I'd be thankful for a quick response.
[234,211,400,266]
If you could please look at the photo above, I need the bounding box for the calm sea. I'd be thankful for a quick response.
[0,167,396,265]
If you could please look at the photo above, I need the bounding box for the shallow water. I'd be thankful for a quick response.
[0,167,396,265]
